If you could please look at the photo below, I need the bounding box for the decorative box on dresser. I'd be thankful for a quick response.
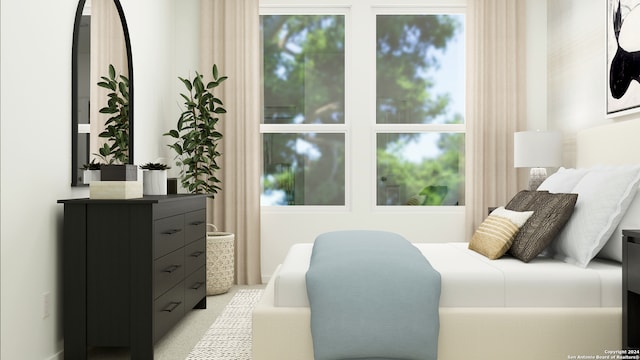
[58,194,209,359]
[623,229,640,350]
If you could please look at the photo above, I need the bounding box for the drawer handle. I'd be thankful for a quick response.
[629,237,640,244]
[191,282,205,290]
[162,228,183,235]
[190,251,205,258]
[162,301,182,313]
[162,264,181,273]
[190,220,205,226]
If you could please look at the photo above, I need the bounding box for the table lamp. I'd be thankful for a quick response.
[514,130,562,190]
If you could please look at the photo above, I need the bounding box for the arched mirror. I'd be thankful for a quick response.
[71,0,134,186]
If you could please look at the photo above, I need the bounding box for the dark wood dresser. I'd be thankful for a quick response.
[58,194,209,359]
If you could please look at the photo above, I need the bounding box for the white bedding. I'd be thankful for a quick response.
[274,242,621,308]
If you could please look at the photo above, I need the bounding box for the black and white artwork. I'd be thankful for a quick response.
[608,0,640,116]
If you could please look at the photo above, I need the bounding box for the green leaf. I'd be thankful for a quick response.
[168,143,183,155]
[108,64,116,79]
[179,77,192,91]
[212,64,219,79]
[118,82,128,98]
[167,129,180,138]
[194,78,204,94]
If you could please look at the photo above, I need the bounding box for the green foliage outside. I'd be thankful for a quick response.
[262,15,346,205]
[378,133,464,206]
[376,15,460,125]
[262,14,464,205]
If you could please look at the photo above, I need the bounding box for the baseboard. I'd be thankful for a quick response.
[45,350,63,360]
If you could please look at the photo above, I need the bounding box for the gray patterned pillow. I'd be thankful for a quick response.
[505,190,578,262]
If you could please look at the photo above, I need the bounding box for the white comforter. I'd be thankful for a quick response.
[274,242,621,308]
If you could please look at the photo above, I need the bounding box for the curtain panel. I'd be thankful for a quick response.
[90,0,128,161]
[465,0,528,239]
[200,0,262,285]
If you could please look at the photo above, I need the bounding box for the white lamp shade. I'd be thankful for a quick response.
[514,131,562,168]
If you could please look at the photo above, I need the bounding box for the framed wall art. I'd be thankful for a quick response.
[607,0,640,117]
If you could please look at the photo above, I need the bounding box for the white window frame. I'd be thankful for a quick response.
[260,6,352,212]
[260,0,467,214]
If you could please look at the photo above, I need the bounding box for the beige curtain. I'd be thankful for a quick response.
[90,0,128,160]
[465,0,528,239]
[200,0,262,284]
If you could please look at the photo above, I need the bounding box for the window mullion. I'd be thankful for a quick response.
[373,124,466,133]
[260,124,347,133]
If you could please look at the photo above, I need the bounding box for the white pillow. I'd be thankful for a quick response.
[537,167,590,193]
[551,166,640,267]
[597,186,640,262]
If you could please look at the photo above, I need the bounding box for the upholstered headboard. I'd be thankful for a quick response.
[576,119,640,168]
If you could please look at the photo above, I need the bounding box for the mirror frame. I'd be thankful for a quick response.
[71,0,134,186]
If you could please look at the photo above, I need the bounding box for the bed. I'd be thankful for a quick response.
[252,120,640,360]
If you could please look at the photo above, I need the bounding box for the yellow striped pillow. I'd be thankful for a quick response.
[469,207,534,259]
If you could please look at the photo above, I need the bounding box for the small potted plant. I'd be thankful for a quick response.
[140,162,171,195]
[80,160,102,184]
[95,64,136,181]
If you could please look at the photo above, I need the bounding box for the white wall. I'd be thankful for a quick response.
[545,0,640,166]
[0,0,199,359]
[2,1,79,358]
[526,0,547,131]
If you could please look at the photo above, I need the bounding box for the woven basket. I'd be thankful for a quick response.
[206,225,235,295]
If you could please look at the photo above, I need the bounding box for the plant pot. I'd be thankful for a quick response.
[100,164,138,181]
[167,178,178,194]
[206,225,235,295]
[82,169,101,184]
[143,170,168,195]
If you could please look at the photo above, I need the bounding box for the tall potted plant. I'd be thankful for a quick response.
[164,65,228,195]
[165,65,234,295]
[96,64,136,181]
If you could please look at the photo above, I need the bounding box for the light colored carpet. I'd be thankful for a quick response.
[185,289,264,360]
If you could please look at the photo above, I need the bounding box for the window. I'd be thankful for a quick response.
[375,14,465,206]
[377,132,464,206]
[261,14,346,206]
[263,132,345,205]
[260,5,465,208]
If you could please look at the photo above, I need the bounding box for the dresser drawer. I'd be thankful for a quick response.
[184,209,206,243]
[154,215,185,259]
[629,241,640,294]
[185,266,206,310]
[153,282,185,342]
[153,248,185,299]
[184,237,206,275]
